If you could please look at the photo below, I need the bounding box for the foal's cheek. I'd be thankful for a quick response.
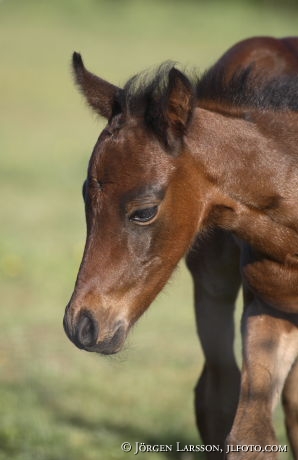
[125,226,154,264]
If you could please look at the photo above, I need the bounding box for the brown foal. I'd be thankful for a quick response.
[63,37,298,458]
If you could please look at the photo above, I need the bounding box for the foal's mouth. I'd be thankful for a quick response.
[85,322,128,355]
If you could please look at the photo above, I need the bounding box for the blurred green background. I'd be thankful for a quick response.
[1,1,297,459]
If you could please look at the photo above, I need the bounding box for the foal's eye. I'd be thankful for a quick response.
[129,206,158,224]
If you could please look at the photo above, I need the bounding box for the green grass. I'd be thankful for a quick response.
[0,1,296,458]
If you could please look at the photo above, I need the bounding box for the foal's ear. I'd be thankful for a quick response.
[72,52,121,119]
[162,68,195,153]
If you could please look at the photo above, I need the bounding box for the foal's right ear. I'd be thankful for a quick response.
[72,52,121,119]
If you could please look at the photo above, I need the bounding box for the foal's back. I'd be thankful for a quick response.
[215,36,298,79]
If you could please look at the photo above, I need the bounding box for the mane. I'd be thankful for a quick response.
[197,64,298,111]
[119,61,179,115]
[119,61,298,118]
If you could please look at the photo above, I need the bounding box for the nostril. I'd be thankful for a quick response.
[76,313,98,349]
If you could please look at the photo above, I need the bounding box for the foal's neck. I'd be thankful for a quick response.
[187,107,298,264]
[188,108,285,207]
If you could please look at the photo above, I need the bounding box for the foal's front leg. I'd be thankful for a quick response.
[187,229,241,458]
[226,299,298,459]
[282,356,298,458]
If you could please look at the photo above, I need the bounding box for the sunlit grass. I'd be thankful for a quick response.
[0,1,296,458]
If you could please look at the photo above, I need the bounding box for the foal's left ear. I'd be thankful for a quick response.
[72,52,121,119]
[161,68,195,154]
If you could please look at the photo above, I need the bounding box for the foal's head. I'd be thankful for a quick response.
[63,54,202,354]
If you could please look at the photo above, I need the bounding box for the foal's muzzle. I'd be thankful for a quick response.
[63,305,127,355]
